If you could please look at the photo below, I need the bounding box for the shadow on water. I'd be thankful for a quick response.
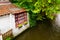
[14,19,60,40]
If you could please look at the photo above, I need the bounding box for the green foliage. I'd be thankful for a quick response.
[6,37,11,40]
[10,0,60,27]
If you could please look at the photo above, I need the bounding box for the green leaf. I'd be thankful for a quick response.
[11,0,60,27]
[48,0,51,3]
[32,9,40,13]
[56,0,60,4]
[27,0,32,2]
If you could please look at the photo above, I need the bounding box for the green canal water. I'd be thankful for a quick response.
[14,20,60,40]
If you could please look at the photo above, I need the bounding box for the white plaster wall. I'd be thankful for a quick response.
[0,13,29,37]
[10,13,29,37]
[0,35,3,40]
[0,15,11,34]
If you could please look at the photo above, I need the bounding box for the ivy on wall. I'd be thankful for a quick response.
[10,0,60,27]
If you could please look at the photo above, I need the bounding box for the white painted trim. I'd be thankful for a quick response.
[0,35,3,40]
[0,2,11,5]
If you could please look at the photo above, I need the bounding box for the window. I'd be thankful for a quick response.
[15,12,28,28]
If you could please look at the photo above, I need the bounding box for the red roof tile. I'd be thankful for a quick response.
[0,4,26,16]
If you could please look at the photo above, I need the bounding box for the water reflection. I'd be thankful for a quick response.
[14,20,60,40]
[52,14,60,32]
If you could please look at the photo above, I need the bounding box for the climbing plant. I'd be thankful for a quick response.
[10,0,60,27]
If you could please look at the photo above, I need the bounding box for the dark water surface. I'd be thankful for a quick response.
[14,21,60,40]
